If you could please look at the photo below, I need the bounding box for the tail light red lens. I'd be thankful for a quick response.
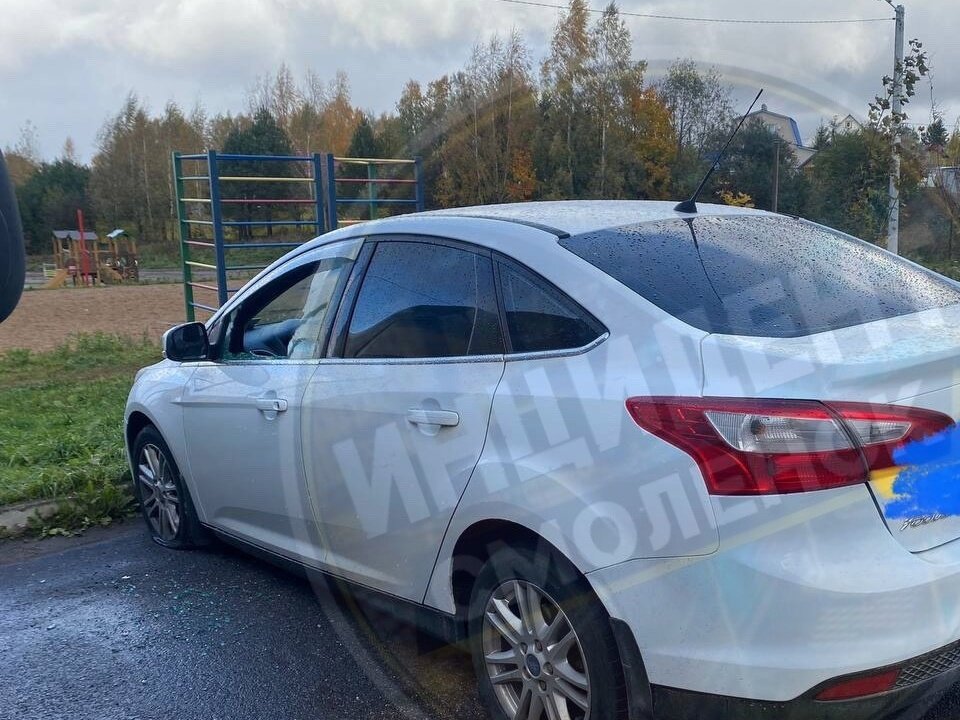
[815,668,901,701]
[823,401,954,471]
[626,397,954,496]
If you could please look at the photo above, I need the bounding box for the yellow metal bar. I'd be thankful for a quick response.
[333,157,417,165]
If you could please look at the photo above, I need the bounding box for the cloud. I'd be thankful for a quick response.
[0,0,956,160]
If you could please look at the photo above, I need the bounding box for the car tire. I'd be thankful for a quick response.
[468,540,626,720]
[131,425,208,549]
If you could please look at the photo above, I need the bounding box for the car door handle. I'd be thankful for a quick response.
[255,398,288,413]
[406,408,460,427]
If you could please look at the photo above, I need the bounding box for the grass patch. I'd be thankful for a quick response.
[0,334,160,534]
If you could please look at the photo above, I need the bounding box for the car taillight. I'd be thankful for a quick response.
[626,397,954,496]
[823,401,953,471]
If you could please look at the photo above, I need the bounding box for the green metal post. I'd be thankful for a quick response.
[173,152,195,322]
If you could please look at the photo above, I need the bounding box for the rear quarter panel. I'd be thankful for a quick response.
[424,242,718,612]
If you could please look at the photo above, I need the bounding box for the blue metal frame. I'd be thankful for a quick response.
[324,153,338,233]
[311,153,327,234]
[206,150,228,309]
[415,157,425,212]
[322,153,425,230]
[174,150,423,321]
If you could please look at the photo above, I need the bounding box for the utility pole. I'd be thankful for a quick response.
[772,141,780,214]
[886,1,905,255]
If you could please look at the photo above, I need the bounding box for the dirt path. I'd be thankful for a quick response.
[0,284,187,353]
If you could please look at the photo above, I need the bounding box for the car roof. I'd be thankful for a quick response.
[410,200,773,237]
[221,200,778,326]
[276,200,775,278]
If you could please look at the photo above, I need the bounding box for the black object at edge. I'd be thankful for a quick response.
[673,89,764,215]
[0,149,26,323]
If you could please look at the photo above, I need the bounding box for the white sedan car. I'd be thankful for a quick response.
[126,201,960,720]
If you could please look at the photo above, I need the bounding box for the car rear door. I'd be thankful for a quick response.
[301,237,505,601]
[180,239,361,562]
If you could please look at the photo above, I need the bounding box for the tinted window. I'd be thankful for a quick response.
[498,262,603,353]
[560,216,960,338]
[345,241,503,359]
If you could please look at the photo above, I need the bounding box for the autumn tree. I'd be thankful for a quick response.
[60,137,78,163]
[587,2,645,197]
[248,63,301,134]
[434,31,538,206]
[657,59,734,195]
[3,121,42,187]
[621,89,677,199]
[806,127,923,243]
[17,160,93,254]
[719,120,806,215]
[90,95,166,241]
[220,108,296,238]
[539,0,592,198]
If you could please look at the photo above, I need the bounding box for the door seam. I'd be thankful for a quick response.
[419,358,508,606]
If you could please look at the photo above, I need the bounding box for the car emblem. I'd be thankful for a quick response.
[900,513,948,532]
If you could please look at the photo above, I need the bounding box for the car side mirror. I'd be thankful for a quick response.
[163,322,210,362]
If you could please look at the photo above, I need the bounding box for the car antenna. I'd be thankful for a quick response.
[674,89,764,214]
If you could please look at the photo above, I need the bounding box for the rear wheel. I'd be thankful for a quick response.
[132,425,207,549]
[468,542,625,720]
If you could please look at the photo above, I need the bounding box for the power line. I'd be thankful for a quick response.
[494,0,894,25]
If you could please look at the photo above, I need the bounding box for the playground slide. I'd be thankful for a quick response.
[43,269,69,289]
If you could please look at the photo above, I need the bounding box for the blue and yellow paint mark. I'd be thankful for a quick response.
[870,425,960,520]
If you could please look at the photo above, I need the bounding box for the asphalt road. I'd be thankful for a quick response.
[3,524,960,720]
[0,524,486,720]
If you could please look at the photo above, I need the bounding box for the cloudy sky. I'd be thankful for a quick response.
[0,0,955,162]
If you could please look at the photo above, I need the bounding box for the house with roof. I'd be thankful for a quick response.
[835,114,864,135]
[744,104,818,167]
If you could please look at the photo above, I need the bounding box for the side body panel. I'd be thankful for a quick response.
[180,361,324,563]
[302,358,504,600]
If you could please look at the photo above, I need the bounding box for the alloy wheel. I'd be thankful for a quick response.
[482,579,590,720]
[137,443,181,542]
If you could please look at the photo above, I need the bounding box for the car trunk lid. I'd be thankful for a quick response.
[701,305,960,553]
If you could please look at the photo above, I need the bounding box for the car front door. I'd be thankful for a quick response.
[301,237,505,600]
[180,238,361,562]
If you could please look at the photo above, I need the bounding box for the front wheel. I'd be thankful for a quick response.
[131,425,207,549]
[468,542,626,720]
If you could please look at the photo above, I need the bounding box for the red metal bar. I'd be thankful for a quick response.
[77,208,91,285]
[334,177,417,185]
[219,198,318,205]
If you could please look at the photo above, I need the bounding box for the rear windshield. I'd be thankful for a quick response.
[559,216,960,338]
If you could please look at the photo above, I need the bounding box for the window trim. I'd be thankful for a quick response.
[327,234,506,363]
[492,252,608,359]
